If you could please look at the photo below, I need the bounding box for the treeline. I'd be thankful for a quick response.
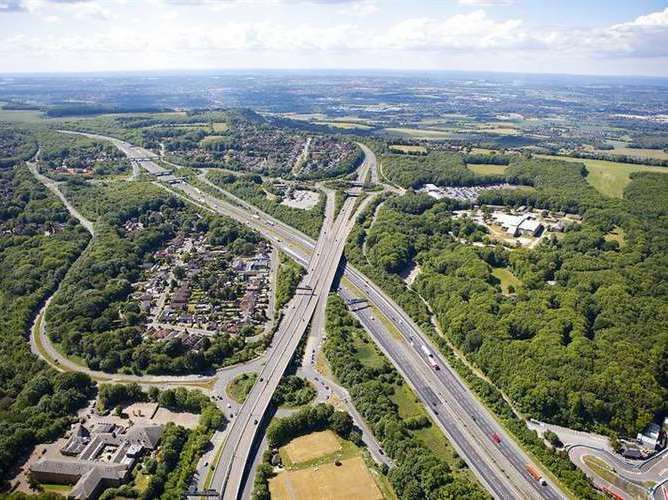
[567,150,668,167]
[141,403,224,500]
[324,294,488,499]
[629,134,668,150]
[45,181,261,375]
[0,165,94,482]
[45,104,169,118]
[205,171,326,239]
[462,153,511,165]
[275,251,304,312]
[254,403,356,499]
[382,151,505,189]
[97,383,213,414]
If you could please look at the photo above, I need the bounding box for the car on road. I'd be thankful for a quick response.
[491,432,501,444]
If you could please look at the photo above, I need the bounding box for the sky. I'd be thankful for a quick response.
[1,0,668,76]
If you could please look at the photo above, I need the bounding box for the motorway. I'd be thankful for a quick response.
[68,132,567,499]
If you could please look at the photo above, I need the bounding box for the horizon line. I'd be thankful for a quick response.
[1,67,667,81]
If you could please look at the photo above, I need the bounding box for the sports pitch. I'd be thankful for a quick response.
[269,456,383,500]
[282,430,341,464]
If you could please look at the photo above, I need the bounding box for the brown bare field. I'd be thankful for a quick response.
[283,430,341,464]
[269,456,383,500]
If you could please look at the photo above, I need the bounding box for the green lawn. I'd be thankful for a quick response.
[467,164,508,176]
[226,372,257,403]
[536,154,668,198]
[492,267,523,295]
[40,483,72,494]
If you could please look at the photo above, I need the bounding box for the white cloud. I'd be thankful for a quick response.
[376,11,524,50]
[339,0,377,17]
[1,4,667,73]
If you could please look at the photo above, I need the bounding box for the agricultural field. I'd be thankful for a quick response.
[382,127,453,140]
[537,154,668,198]
[590,144,668,161]
[315,121,374,130]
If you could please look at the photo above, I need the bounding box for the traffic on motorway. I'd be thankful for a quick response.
[81,131,567,500]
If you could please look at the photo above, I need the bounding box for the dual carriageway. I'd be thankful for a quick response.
[66,132,569,499]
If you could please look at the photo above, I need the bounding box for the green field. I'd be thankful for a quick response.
[492,267,523,295]
[390,384,471,476]
[315,121,373,130]
[592,144,668,161]
[0,107,45,123]
[537,154,668,198]
[352,333,387,370]
[467,164,508,176]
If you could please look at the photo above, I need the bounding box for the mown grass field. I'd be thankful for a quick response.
[270,456,383,500]
[467,163,508,176]
[282,430,342,464]
[593,145,668,161]
[537,154,668,198]
[272,430,393,499]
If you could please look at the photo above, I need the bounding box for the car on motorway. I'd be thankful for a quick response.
[491,432,501,444]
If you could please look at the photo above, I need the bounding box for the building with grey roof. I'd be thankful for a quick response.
[30,424,163,500]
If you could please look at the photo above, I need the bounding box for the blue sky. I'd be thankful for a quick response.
[1,0,667,76]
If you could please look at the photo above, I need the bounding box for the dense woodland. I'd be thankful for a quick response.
[0,125,38,168]
[45,180,264,375]
[348,155,667,439]
[0,165,95,482]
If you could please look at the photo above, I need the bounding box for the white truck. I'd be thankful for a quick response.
[421,345,440,370]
